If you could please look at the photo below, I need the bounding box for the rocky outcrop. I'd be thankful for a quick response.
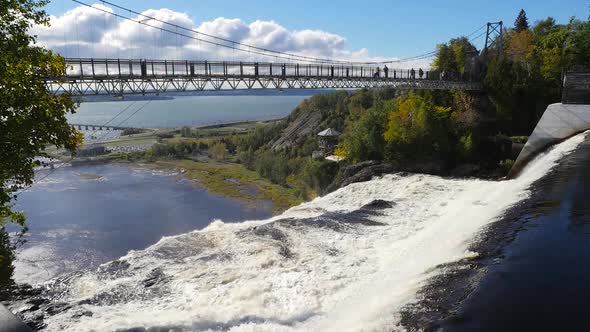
[450,164,480,177]
[340,161,396,187]
[340,160,380,179]
[271,109,322,151]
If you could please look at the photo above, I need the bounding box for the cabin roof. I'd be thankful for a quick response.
[317,128,341,137]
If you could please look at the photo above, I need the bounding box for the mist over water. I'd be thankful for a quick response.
[31,133,588,331]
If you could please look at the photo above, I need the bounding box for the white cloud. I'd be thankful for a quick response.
[32,3,432,68]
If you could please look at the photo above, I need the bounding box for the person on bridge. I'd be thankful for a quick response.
[419,68,424,79]
[384,65,389,78]
[374,67,380,78]
[330,65,334,78]
[140,59,147,77]
[410,68,416,79]
[254,62,259,77]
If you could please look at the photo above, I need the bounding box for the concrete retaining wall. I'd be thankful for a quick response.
[509,103,590,177]
[0,304,32,332]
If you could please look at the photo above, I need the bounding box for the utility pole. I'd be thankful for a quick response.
[484,21,503,56]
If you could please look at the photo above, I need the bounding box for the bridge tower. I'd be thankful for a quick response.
[484,21,503,56]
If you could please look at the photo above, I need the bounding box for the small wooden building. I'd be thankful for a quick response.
[317,128,341,152]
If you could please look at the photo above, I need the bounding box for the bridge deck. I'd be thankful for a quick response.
[44,58,482,95]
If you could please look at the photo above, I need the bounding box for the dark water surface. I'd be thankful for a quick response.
[12,164,273,284]
[442,138,590,331]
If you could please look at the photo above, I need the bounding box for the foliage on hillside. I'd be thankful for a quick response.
[483,13,590,134]
[138,83,512,203]
[234,92,349,199]
[338,89,499,169]
[113,10,590,209]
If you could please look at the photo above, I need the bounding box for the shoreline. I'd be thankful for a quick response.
[52,119,304,214]
[64,157,302,215]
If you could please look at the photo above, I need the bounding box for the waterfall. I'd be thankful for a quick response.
[40,132,588,332]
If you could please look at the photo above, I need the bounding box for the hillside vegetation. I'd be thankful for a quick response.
[136,10,590,200]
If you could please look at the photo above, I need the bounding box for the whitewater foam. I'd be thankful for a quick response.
[40,132,587,332]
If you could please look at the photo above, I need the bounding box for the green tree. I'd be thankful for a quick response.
[433,43,458,73]
[537,23,571,81]
[0,226,15,286]
[569,19,590,66]
[433,38,477,74]
[339,100,389,162]
[515,9,530,32]
[209,142,227,160]
[301,160,339,196]
[1,0,81,283]
[484,57,516,119]
[384,93,452,163]
[449,37,478,74]
[532,17,557,39]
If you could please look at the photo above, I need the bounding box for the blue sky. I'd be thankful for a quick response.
[43,0,589,60]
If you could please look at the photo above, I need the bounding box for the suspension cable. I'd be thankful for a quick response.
[72,0,450,65]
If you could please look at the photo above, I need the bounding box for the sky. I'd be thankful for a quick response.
[37,0,590,68]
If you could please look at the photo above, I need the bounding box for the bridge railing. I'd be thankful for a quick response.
[56,58,476,82]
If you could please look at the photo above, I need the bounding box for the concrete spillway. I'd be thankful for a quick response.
[0,304,33,332]
[510,70,590,177]
[510,103,590,177]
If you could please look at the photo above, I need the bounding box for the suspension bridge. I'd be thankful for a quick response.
[39,1,504,96]
[42,58,482,96]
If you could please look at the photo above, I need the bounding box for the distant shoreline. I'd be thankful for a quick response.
[76,88,332,103]
[52,118,302,214]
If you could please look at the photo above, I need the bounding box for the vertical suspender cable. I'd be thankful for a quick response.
[175,25,179,60]
[63,21,68,58]
[129,9,135,61]
[75,14,80,58]
[115,13,120,60]
[103,1,108,59]
[90,12,95,59]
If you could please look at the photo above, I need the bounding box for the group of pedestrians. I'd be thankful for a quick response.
[373,66,425,79]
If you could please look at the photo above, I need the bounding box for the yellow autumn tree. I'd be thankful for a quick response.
[384,93,453,162]
[506,30,535,64]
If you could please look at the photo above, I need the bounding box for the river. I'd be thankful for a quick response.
[11,164,273,285]
[15,91,319,285]
[6,131,588,330]
[67,91,323,128]
[433,133,590,331]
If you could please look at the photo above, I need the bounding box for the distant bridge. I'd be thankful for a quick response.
[43,58,483,96]
[70,123,133,131]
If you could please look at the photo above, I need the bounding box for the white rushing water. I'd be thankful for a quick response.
[41,132,588,332]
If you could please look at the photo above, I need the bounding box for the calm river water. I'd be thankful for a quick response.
[68,91,322,128]
[12,164,273,285]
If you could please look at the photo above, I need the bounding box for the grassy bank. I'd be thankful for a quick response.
[152,160,302,213]
[62,119,303,214]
